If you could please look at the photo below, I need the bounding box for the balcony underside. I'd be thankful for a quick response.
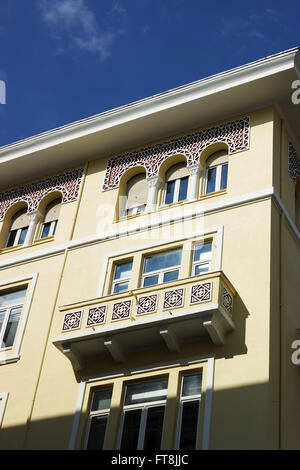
[53,304,235,371]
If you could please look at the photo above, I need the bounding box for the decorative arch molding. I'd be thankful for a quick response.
[0,168,84,221]
[102,116,250,191]
[288,142,300,183]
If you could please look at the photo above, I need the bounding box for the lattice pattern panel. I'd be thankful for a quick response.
[62,310,82,331]
[0,167,84,220]
[163,288,185,309]
[137,294,158,315]
[288,142,300,183]
[112,300,132,321]
[86,305,107,326]
[222,286,233,315]
[102,117,250,190]
[190,282,212,304]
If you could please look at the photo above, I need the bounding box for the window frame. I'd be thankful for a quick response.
[111,260,133,295]
[39,219,58,239]
[5,226,28,248]
[141,248,182,288]
[84,387,112,450]
[117,379,168,450]
[175,372,202,450]
[204,162,228,195]
[192,240,213,276]
[162,175,189,206]
[0,289,27,351]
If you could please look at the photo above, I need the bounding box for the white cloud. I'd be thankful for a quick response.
[37,0,123,61]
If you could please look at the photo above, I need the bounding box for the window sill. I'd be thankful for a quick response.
[33,236,55,246]
[200,189,227,200]
[0,244,27,255]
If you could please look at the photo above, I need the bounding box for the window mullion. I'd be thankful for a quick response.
[15,229,21,246]
[174,179,180,203]
[137,407,148,450]
[216,165,222,191]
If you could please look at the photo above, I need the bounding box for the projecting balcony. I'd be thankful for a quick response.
[52,271,235,371]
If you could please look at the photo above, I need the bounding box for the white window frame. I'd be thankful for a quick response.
[162,176,189,206]
[204,163,228,194]
[141,249,182,288]
[0,299,24,351]
[175,373,202,450]
[0,273,37,365]
[84,389,112,450]
[111,261,133,295]
[5,227,28,248]
[117,394,167,450]
[39,219,58,239]
[126,204,146,216]
[192,241,213,276]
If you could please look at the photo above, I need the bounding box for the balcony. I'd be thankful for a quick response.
[52,271,235,371]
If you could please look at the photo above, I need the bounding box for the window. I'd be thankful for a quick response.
[112,261,133,294]
[118,378,168,450]
[142,248,182,287]
[0,288,27,349]
[85,388,112,450]
[5,209,29,248]
[163,163,189,205]
[204,150,228,194]
[176,373,202,450]
[192,241,212,275]
[125,174,147,216]
[40,198,61,239]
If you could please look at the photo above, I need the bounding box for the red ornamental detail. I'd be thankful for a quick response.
[190,282,212,304]
[0,168,84,221]
[112,300,132,320]
[163,289,184,309]
[102,117,250,190]
[137,294,158,315]
[62,311,82,331]
[87,305,107,326]
[288,142,300,183]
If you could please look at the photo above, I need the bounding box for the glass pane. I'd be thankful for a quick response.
[206,167,216,194]
[114,262,132,280]
[120,409,142,450]
[144,249,182,274]
[125,379,168,405]
[41,222,51,238]
[113,281,129,294]
[137,205,146,213]
[6,230,17,247]
[194,242,212,262]
[220,164,228,190]
[1,307,21,348]
[143,406,165,451]
[92,389,112,411]
[87,415,108,450]
[163,270,179,283]
[179,401,199,450]
[182,374,202,397]
[165,180,175,205]
[18,227,28,245]
[0,289,27,308]
[143,275,159,287]
[194,264,209,275]
[178,176,189,201]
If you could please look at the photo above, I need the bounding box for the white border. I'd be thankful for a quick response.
[68,354,215,450]
[0,392,8,427]
[0,273,38,365]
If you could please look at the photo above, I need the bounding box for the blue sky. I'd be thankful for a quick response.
[0,0,299,147]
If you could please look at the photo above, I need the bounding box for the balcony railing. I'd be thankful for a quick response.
[53,271,235,371]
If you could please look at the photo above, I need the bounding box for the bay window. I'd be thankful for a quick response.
[112,261,133,294]
[192,241,212,275]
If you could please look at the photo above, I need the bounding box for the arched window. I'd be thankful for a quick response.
[125,174,147,216]
[204,150,228,195]
[5,208,29,248]
[163,162,189,205]
[40,198,61,239]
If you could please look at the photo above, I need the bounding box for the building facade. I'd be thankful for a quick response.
[0,48,300,450]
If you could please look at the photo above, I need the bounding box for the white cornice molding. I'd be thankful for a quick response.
[0,48,299,165]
